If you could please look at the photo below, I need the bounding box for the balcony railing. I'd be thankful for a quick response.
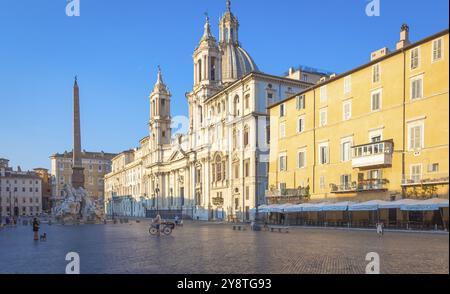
[265,187,310,205]
[330,179,388,193]
[402,173,449,186]
[352,140,393,169]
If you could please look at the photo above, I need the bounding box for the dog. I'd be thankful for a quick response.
[39,233,47,241]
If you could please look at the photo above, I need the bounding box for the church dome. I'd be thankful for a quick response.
[221,43,258,82]
[219,0,258,83]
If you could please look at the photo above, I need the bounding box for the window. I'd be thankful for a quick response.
[279,153,287,171]
[296,95,305,110]
[243,126,249,147]
[341,140,352,162]
[371,90,382,111]
[244,160,250,177]
[408,121,424,151]
[198,59,202,81]
[428,163,439,173]
[411,76,423,100]
[432,38,443,62]
[343,101,352,121]
[320,86,327,102]
[245,94,250,109]
[410,164,422,183]
[210,57,216,81]
[59,163,64,171]
[344,75,352,94]
[279,103,286,117]
[233,162,239,179]
[279,123,286,138]
[267,92,274,105]
[297,149,306,168]
[245,186,250,200]
[297,116,305,133]
[369,129,383,142]
[319,143,329,165]
[319,108,327,127]
[410,47,420,70]
[319,176,326,190]
[341,174,351,188]
[302,74,308,82]
[372,63,380,83]
[215,156,222,182]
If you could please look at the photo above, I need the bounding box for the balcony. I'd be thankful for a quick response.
[352,140,393,169]
[330,179,388,193]
[402,173,449,186]
[265,187,310,205]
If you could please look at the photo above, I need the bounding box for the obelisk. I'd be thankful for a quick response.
[71,76,85,189]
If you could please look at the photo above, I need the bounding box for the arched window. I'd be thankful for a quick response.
[234,95,240,116]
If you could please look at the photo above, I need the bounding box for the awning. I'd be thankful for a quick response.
[301,203,330,212]
[378,199,420,209]
[348,200,390,211]
[284,204,303,213]
[401,198,449,211]
[321,201,355,212]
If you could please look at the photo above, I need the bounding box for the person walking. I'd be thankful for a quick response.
[32,218,40,241]
[376,222,384,237]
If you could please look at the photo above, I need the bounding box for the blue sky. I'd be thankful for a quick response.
[0,0,448,171]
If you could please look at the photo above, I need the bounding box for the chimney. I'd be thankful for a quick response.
[396,24,410,50]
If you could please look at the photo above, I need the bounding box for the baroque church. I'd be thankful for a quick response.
[105,1,321,220]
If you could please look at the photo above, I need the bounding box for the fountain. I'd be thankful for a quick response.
[53,185,104,224]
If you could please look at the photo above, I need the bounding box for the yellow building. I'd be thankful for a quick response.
[268,25,449,215]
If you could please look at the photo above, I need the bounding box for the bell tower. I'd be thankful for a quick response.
[149,66,172,150]
[193,14,222,88]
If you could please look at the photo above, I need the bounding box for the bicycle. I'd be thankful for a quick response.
[149,222,173,236]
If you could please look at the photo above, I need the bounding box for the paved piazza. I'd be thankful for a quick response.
[0,221,448,274]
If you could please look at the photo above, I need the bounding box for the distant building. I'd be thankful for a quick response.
[33,168,52,212]
[0,158,43,218]
[50,151,116,202]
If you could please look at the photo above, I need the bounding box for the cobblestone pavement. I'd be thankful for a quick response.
[0,221,448,274]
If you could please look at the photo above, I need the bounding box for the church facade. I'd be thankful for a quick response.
[104,1,320,220]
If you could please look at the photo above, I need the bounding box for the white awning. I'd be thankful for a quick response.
[301,203,330,212]
[321,201,355,212]
[284,204,303,213]
[401,198,449,211]
[378,199,420,209]
[348,200,390,211]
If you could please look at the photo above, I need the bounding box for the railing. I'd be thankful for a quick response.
[402,173,449,186]
[330,183,357,193]
[352,140,393,158]
[357,179,388,191]
[352,140,393,168]
[330,179,388,193]
[265,188,310,204]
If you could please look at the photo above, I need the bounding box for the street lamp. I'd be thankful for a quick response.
[154,184,160,215]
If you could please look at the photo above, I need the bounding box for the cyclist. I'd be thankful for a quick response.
[152,214,162,236]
